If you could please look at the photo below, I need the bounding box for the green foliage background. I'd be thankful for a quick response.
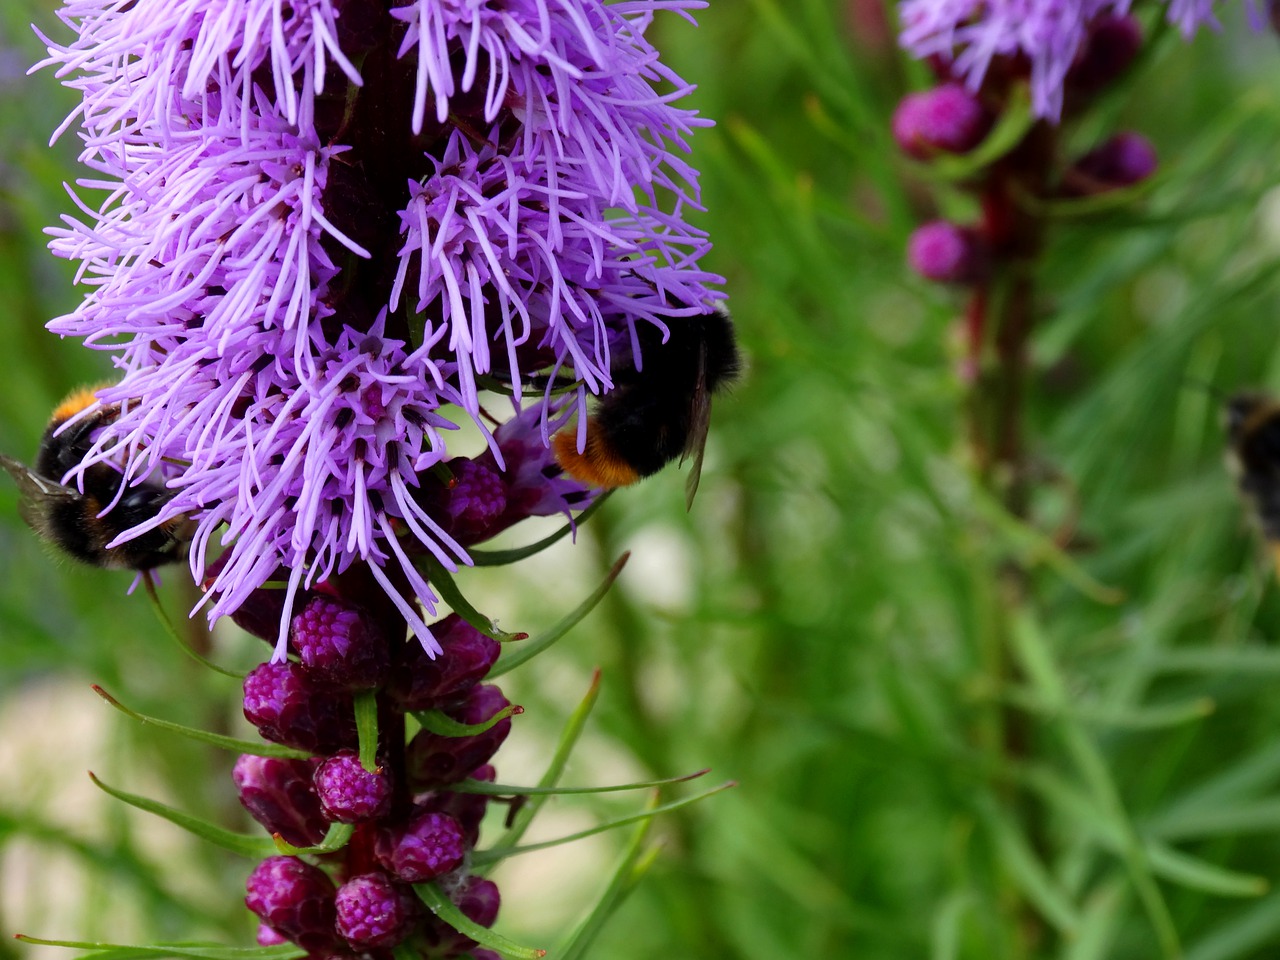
[5,1,1280,958]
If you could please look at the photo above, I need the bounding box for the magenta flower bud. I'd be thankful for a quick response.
[242,661,358,755]
[388,615,501,711]
[233,755,328,847]
[244,856,338,952]
[420,876,501,956]
[1065,132,1158,194]
[375,810,467,883]
[291,595,390,691]
[334,873,419,949]
[314,751,393,823]
[422,764,497,847]
[445,459,508,544]
[892,84,991,160]
[1068,15,1143,96]
[406,685,513,789]
[907,221,981,284]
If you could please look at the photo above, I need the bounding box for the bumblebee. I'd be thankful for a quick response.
[0,386,191,570]
[553,304,741,507]
[1226,391,1280,574]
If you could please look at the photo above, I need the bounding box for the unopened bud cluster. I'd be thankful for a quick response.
[238,590,509,958]
[894,13,1157,287]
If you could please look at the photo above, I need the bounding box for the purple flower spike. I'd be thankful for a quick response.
[907,221,982,284]
[375,810,467,883]
[334,873,419,949]
[242,661,357,755]
[892,84,991,159]
[898,0,1229,120]
[35,0,721,638]
[1065,132,1159,194]
[291,595,390,691]
[388,614,501,711]
[244,856,338,952]
[314,751,393,823]
[233,755,328,848]
[406,685,514,789]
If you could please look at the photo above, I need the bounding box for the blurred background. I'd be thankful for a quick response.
[5,1,1280,958]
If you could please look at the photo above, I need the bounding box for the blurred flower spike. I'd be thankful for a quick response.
[897,0,1246,119]
[34,0,719,652]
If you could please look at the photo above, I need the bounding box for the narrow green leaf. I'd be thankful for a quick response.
[143,575,243,678]
[1144,841,1268,898]
[413,703,522,738]
[91,686,311,759]
[422,559,527,643]
[448,768,709,797]
[14,938,302,960]
[471,781,736,867]
[273,822,353,856]
[413,883,546,959]
[88,773,275,858]
[1147,648,1280,676]
[930,893,974,960]
[355,691,378,771]
[489,553,629,679]
[1064,880,1127,960]
[556,796,659,960]
[481,671,601,873]
[468,493,612,566]
[1150,799,1280,841]
[978,799,1081,935]
[995,684,1215,730]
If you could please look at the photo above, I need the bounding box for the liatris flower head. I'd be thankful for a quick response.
[892,83,992,159]
[244,856,338,952]
[907,221,983,283]
[291,594,390,691]
[37,0,721,654]
[334,872,420,950]
[242,661,358,754]
[897,0,1242,118]
[1063,131,1159,194]
[233,754,328,848]
[375,808,468,883]
[314,750,394,823]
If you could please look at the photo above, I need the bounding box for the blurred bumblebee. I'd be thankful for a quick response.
[1226,390,1280,575]
[553,303,741,507]
[0,386,191,570]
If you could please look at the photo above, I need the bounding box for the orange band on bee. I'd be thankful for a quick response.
[50,384,109,425]
[553,424,641,489]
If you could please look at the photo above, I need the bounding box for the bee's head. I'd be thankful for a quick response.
[1227,392,1268,443]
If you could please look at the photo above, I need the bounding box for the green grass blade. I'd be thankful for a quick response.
[88,773,275,859]
[91,686,311,759]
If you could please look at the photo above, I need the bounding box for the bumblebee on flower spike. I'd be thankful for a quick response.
[0,385,192,571]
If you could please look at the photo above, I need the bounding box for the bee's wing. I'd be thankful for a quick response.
[0,454,78,533]
[682,339,714,510]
